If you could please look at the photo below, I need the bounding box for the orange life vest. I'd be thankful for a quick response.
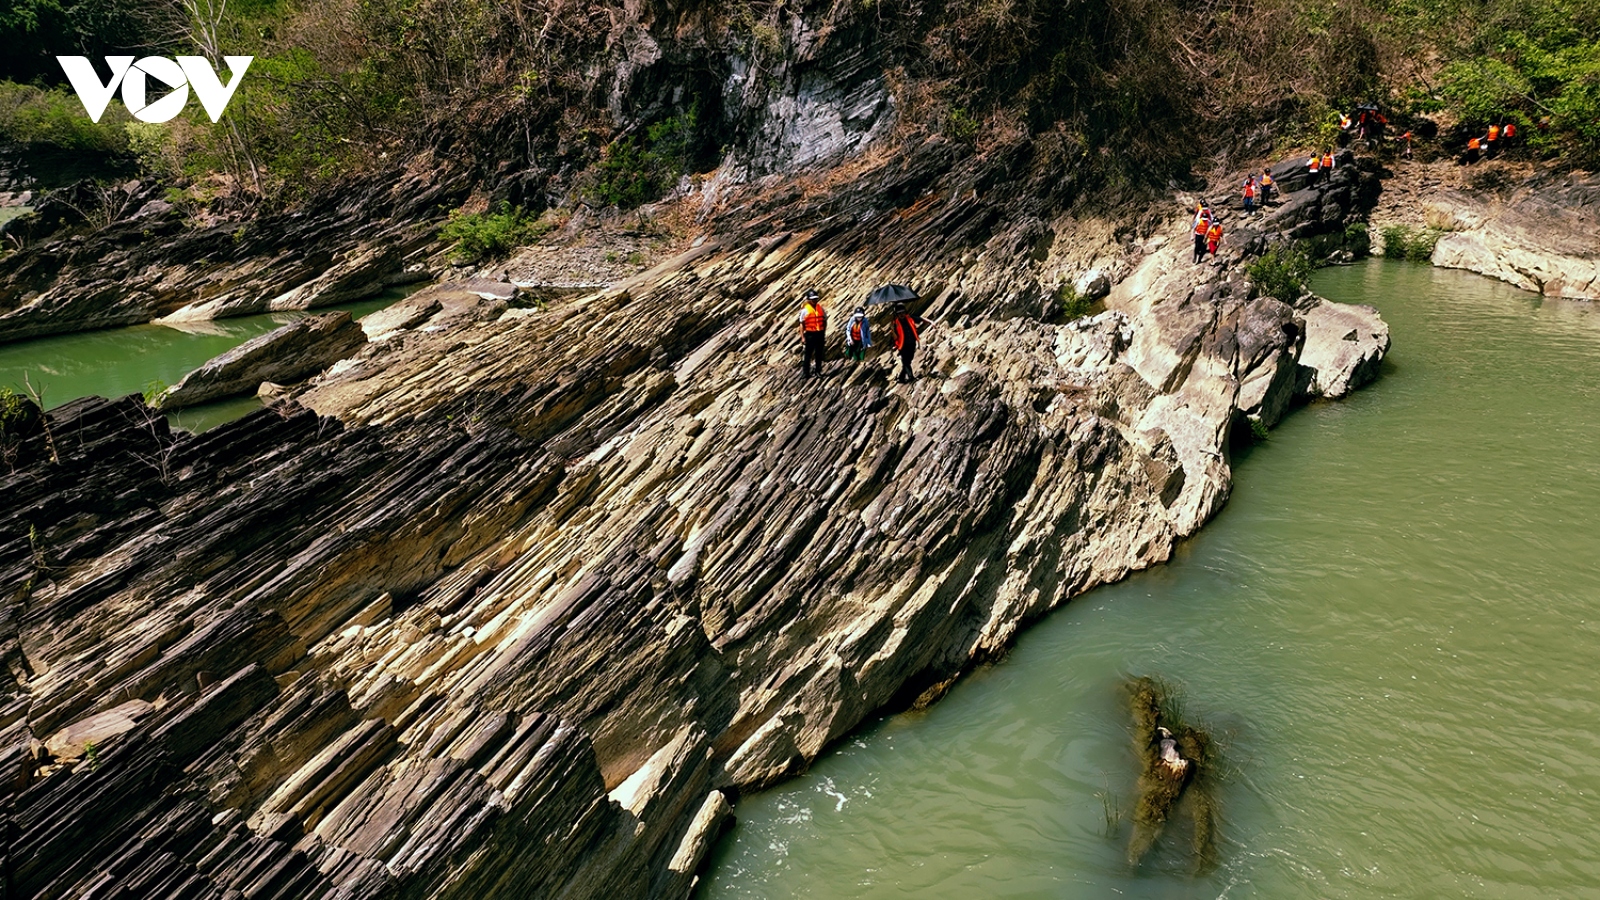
[1468,137,1481,150]
[1262,174,1274,188]
[1206,223,1222,243]
[1488,124,1500,141]
[893,315,919,350]
[1308,156,1321,172]
[1194,214,1211,235]
[803,302,826,332]
[1504,123,1516,138]
[1322,153,1333,169]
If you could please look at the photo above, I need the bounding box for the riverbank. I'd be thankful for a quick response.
[1371,158,1600,300]
[702,257,1600,897]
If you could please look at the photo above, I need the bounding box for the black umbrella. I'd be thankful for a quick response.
[865,284,919,305]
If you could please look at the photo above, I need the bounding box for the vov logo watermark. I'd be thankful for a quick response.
[57,56,253,124]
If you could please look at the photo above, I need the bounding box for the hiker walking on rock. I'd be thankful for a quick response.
[1206,220,1223,258]
[1242,175,1257,214]
[798,289,828,377]
[1191,202,1212,264]
[844,305,871,362]
[891,302,926,383]
[1259,169,1275,206]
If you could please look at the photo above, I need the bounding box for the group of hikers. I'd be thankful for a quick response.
[1462,121,1524,163]
[798,290,928,383]
[1190,201,1227,264]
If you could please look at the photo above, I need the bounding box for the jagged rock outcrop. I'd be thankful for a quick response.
[1425,171,1600,300]
[152,311,368,410]
[1296,299,1389,399]
[0,171,451,345]
[0,135,1388,899]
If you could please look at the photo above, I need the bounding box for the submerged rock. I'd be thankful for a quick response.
[1125,676,1216,871]
[152,311,367,410]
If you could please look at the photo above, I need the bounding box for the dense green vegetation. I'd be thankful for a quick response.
[438,203,561,264]
[0,81,131,151]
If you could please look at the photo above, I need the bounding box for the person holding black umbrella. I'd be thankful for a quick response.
[891,302,926,383]
[798,289,827,377]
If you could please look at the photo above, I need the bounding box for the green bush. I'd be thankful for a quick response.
[1380,225,1442,262]
[0,81,130,152]
[1054,283,1096,320]
[439,202,552,264]
[582,108,699,209]
[1245,243,1313,301]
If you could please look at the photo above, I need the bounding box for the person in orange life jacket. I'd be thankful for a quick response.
[1465,135,1482,164]
[1321,151,1334,178]
[844,305,871,362]
[891,302,926,383]
[1307,153,1322,185]
[798,289,828,377]
[1503,122,1516,143]
[1206,220,1223,257]
[1242,176,1257,214]
[1259,169,1275,205]
[1485,122,1501,157]
[1192,202,1212,264]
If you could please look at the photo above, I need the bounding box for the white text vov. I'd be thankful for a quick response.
[57,56,253,123]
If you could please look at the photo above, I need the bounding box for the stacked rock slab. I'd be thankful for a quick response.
[152,311,368,410]
[0,141,1388,898]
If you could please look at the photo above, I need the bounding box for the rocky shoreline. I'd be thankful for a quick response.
[1371,160,1600,301]
[0,138,1394,898]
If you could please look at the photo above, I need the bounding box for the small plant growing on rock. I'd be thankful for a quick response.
[440,202,548,265]
[1245,243,1313,302]
[0,386,28,472]
[1380,225,1443,262]
[142,379,169,406]
[1054,283,1096,321]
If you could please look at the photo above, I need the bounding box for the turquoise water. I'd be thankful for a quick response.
[701,260,1600,899]
[0,292,406,432]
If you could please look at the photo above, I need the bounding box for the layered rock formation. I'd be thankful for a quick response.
[0,172,448,345]
[1425,171,1600,300]
[152,312,368,410]
[1371,161,1600,300]
[0,137,1388,898]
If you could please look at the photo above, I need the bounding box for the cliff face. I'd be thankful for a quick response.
[0,0,906,345]
[0,126,1387,897]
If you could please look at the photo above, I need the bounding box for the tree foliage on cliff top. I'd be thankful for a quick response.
[4,0,1598,210]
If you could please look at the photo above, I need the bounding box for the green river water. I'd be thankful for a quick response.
[702,259,1600,899]
[0,293,404,432]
